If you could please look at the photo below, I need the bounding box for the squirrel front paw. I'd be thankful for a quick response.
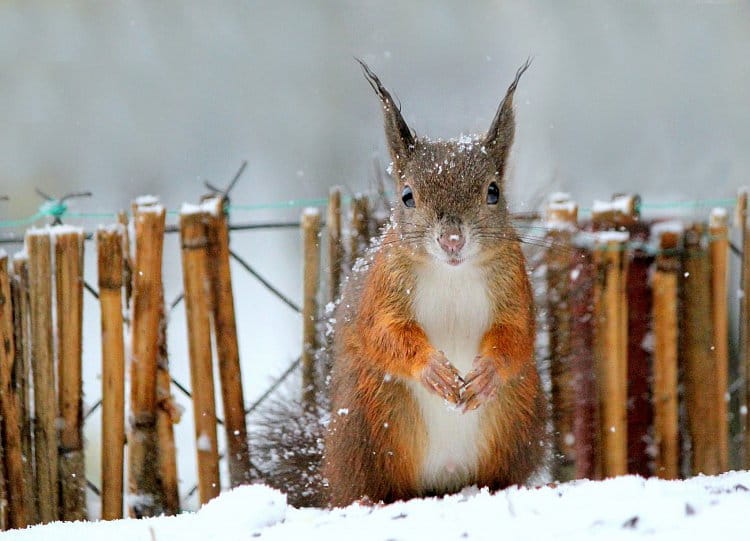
[460,355,502,413]
[420,351,464,404]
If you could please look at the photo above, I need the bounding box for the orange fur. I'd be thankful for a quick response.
[475,310,547,488]
[324,232,546,506]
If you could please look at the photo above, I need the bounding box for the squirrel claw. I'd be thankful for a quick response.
[420,351,464,404]
[460,356,502,413]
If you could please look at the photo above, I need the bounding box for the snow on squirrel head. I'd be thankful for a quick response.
[357,58,529,268]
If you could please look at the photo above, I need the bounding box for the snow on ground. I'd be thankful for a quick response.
[3,471,749,541]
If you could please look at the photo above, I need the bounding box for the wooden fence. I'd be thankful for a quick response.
[543,192,746,481]
[0,188,748,529]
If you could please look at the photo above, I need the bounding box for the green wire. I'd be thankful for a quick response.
[0,195,740,229]
[0,211,47,228]
[228,197,331,212]
[578,197,736,215]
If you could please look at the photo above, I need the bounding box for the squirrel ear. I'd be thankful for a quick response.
[483,59,531,170]
[357,58,415,172]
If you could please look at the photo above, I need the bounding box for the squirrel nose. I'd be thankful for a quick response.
[438,229,465,255]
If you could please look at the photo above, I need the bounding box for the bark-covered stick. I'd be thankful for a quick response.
[592,233,629,477]
[97,226,126,520]
[569,248,597,480]
[709,208,730,472]
[594,194,651,477]
[26,230,58,523]
[301,208,321,408]
[591,199,632,479]
[0,252,27,528]
[0,423,5,530]
[179,207,220,504]
[155,295,180,515]
[203,196,252,487]
[11,255,36,525]
[349,194,370,268]
[740,188,750,469]
[327,187,343,304]
[682,224,720,475]
[54,227,87,521]
[117,211,133,314]
[651,227,681,479]
[128,199,166,517]
[617,196,653,478]
[544,195,578,481]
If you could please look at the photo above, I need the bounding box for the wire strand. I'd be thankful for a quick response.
[0,193,740,229]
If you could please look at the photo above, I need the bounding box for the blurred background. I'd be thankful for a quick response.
[1,0,748,512]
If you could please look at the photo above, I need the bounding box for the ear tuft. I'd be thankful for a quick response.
[356,58,415,171]
[483,58,532,169]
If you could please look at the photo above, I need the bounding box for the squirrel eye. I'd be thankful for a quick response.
[402,185,416,208]
[487,182,500,205]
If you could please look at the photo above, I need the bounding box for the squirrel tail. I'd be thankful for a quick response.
[250,387,329,507]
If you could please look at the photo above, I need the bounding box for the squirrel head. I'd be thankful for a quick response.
[358,59,530,268]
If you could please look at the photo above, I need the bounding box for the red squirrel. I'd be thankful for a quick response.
[322,60,547,507]
[253,61,547,507]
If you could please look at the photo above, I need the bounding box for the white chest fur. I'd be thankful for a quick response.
[409,261,493,492]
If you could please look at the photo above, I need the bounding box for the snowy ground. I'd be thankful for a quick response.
[3,471,749,540]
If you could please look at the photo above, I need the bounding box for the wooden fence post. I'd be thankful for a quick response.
[651,226,681,479]
[0,252,27,528]
[327,187,343,304]
[301,208,321,408]
[569,247,597,480]
[0,418,5,530]
[594,194,652,477]
[128,201,166,517]
[97,227,126,520]
[544,195,578,481]
[592,232,629,477]
[682,223,720,475]
[179,207,221,505]
[155,292,180,516]
[709,208,729,472]
[592,196,635,478]
[117,211,133,312]
[127,199,179,516]
[54,227,87,521]
[26,230,58,524]
[203,196,252,488]
[0,434,5,530]
[10,255,36,524]
[739,188,750,469]
[349,194,369,267]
